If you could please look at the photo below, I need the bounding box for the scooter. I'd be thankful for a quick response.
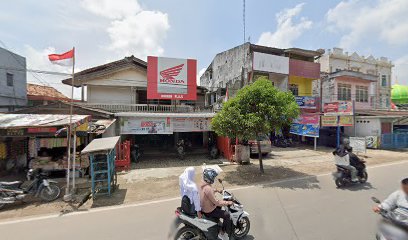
[176,139,186,160]
[333,162,368,188]
[0,168,61,210]
[372,197,408,240]
[170,179,250,240]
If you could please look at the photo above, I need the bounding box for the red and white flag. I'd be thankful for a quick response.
[48,49,74,66]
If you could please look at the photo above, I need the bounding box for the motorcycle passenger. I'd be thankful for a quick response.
[346,147,366,178]
[333,138,359,182]
[179,167,202,218]
[200,168,233,240]
[373,178,408,213]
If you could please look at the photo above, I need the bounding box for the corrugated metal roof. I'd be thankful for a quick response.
[0,114,90,129]
[114,112,215,118]
[90,119,116,135]
[81,136,120,154]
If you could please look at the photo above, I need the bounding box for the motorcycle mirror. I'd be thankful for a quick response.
[218,179,223,184]
[371,197,381,204]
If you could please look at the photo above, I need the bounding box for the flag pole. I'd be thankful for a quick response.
[64,47,75,202]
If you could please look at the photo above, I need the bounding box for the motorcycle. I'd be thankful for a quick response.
[372,197,408,240]
[170,179,250,240]
[0,168,61,210]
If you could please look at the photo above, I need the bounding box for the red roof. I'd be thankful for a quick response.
[27,83,70,101]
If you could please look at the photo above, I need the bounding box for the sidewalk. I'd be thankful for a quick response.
[0,146,407,221]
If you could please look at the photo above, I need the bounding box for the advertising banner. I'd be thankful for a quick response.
[339,116,354,126]
[366,136,379,149]
[147,56,197,100]
[350,137,366,153]
[290,123,319,137]
[295,96,317,109]
[324,101,353,116]
[173,118,211,132]
[321,116,338,127]
[294,114,320,125]
[121,117,172,134]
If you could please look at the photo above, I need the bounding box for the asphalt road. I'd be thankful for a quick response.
[0,161,407,240]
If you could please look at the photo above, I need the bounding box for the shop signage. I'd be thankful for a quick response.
[339,116,354,126]
[350,137,366,153]
[366,136,379,149]
[253,52,289,74]
[321,116,338,127]
[295,96,317,109]
[0,129,25,136]
[120,117,173,134]
[173,118,211,132]
[294,114,320,125]
[147,56,197,100]
[27,127,58,133]
[324,101,353,116]
[290,123,319,137]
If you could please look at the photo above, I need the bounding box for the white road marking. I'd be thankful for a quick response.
[0,159,406,225]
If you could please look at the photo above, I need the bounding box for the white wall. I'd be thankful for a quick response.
[348,117,381,137]
[88,85,132,104]
[85,68,147,87]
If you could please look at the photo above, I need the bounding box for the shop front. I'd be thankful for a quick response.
[116,112,215,158]
[0,114,91,176]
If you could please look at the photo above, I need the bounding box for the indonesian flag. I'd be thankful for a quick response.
[48,49,74,66]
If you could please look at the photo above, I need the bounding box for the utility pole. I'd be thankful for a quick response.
[243,0,246,43]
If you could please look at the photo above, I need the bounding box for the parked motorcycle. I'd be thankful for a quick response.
[176,139,186,160]
[333,159,368,188]
[0,168,61,210]
[170,179,250,240]
[372,197,408,240]
[273,136,289,148]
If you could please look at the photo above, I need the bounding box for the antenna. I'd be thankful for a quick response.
[243,0,246,43]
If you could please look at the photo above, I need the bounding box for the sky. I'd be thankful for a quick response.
[1,0,408,99]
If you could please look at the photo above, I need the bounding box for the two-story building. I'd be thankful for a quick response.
[200,43,323,107]
[62,55,213,157]
[0,47,27,112]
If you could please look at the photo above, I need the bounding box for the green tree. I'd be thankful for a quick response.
[212,78,300,173]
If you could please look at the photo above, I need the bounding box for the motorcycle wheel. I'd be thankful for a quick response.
[40,183,61,202]
[335,178,345,188]
[0,192,7,210]
[359,171,368,183]
[233,216,250,239]
[174,226,200,240]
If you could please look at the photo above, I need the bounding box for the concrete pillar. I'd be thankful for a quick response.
[81,84,85,102]
[203,131,209,148]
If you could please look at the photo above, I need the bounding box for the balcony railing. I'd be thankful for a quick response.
[76,103,213,113]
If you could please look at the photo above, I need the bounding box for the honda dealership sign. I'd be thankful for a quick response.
[147,56,197,100]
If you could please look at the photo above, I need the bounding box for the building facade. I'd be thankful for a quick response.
[317,47,393,110]
[200,43,323,108]
[0,47,27,112]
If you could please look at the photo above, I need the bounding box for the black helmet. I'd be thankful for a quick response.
[203,168,218,184]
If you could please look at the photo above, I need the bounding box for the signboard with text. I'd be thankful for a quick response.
[147,56,197,100]
[321,116,354,127]
[290,123,319,137]
[294,114,320,125]
[295,96,317,109]
[324,101,353,116]
[120,117,173,134]
[173,118,211,132]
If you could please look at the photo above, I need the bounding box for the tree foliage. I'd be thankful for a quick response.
[212,78,300,172]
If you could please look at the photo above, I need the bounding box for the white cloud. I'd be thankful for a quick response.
[107,11,169,58]
[197,68,206,86]
[81,0,170,59]
[257,3,312,48]
[80,0,141,19]
[394,55,408,85]
[327,0,408,48]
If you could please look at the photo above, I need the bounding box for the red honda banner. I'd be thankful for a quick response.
[147,56,197,100]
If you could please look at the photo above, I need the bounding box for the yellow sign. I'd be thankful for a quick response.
[339,116,353,126]
[321,116,338,127]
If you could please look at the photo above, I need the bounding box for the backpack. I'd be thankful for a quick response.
[181,195,196,216]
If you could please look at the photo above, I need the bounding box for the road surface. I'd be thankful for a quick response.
[1,161,407,240]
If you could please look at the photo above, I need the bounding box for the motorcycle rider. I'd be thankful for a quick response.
[199,168,233,240]
[373,178,408,213]
[179,167,202,218]
[333,138,359,182]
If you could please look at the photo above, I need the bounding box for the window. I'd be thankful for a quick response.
[289,84,299,96]
[355,86,368,102]
[337,83,351,101]
[6,73,13,87]
[381,75,387,87]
